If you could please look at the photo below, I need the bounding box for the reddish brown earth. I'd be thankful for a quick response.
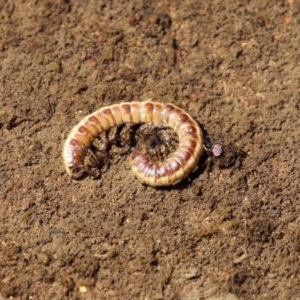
[1,1,300,299]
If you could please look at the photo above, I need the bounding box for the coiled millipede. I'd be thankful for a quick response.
[63,101,205,186]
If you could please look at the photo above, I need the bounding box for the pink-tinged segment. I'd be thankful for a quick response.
[64,138,87,177]
[109,105,123,124]
[101,108,116,126]
[128,102,141,123]
[144,102,154,122]
[120,104,132,123]
[85,116,103,136]
[152,103,164,123]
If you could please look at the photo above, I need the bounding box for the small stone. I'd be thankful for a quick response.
[212,143,223,157]
[79,286,87,293]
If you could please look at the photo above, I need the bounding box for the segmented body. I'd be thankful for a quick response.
[63,101,204,186]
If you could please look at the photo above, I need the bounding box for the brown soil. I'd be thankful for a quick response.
[1,1,300,299]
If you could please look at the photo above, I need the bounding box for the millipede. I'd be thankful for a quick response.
[62,101,205,186]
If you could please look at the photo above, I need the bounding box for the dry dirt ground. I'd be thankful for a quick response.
[1,0,300,299]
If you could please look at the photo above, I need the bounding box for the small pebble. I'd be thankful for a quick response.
[212,143,223,157]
